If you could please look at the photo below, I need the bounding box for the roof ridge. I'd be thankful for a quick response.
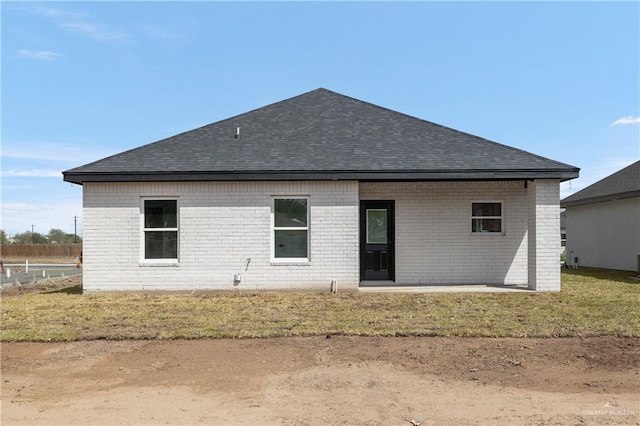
[212,88,329,126]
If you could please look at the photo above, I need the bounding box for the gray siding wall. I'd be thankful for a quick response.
[566,197,640,271]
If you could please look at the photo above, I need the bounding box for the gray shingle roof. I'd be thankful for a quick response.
[561,160,640,207]
[63,88,579,184]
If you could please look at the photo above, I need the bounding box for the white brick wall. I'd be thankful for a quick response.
[359,181,529,285]
[83,181,360,291]
[82,179,562,291]
[527,180,561,291]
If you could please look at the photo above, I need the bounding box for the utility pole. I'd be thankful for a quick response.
[74,216,78,243]
[31,224,34,243]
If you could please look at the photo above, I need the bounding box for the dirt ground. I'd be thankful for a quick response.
[1,337,638,425]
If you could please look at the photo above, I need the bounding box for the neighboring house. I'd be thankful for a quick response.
[561,161,640,271]
[63,88,579,292]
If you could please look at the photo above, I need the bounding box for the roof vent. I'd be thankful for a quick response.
[235,127,240,139]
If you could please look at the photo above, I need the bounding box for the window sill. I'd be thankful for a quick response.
[140,261,179,267]
[270,260,311,266]
[471,233,505,237]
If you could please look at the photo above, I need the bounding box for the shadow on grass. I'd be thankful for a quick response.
[562,267,639,284]
[45,284,83,295]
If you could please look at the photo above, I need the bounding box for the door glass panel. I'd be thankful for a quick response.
[367,209,387,244]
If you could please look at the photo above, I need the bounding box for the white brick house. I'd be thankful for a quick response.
[65,89,579,292]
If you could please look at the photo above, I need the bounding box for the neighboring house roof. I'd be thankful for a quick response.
[561,160,640,207]
[63,88,579,184]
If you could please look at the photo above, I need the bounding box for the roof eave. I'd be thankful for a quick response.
[561,189,640,208]
[63,169,580,185]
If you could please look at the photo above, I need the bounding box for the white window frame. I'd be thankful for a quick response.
[471,200,504,235]
[271,196,310,263]
[140,197,179,264]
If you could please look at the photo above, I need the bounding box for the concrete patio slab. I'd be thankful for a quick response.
[359,284,532,293]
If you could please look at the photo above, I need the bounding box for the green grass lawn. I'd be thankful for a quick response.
[1,269,638,342]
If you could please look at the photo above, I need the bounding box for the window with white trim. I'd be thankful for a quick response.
[471,202,502,233]
[142,199,178,260]
[273,198,308,259]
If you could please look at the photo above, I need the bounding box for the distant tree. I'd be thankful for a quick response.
[47,228,82,244]
[47,228,67,243]
[12,232,28,244]
[0,229,8,244]
[12,231,49,244]
[12,232,25,244]
[12,232,27,244]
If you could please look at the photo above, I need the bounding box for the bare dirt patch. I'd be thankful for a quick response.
[0,275,82,297]
[1,337,638,425]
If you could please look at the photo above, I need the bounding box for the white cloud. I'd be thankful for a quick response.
[611,116,640,126]
[31,5,86,20]
[1,141,117,163]
[1,202,40,213]
[139,24,173,40]
[1,169,62,178]
[29,4,129,42]
[2,152,77,162]
[17,49,61,61]
[0,184,42,190]
[1,199,83,237]
[61,22,129,41]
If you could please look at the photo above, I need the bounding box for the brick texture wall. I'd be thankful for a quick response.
[83,179,561,291]
[83,181,359,291]
[359,181,529,285]
[527,179,561,291]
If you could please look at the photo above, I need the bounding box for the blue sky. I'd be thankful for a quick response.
[2,1,639,238]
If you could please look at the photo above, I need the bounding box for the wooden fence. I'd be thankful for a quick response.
[0,244,82,259]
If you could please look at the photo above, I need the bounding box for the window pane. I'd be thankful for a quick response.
[472,203,501,217]
[275,199,307,227]
[145,231,178,259]
[367,209,387,243]
[472,218,502,233]
[145,200,177,228]
[275,230,308,258]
